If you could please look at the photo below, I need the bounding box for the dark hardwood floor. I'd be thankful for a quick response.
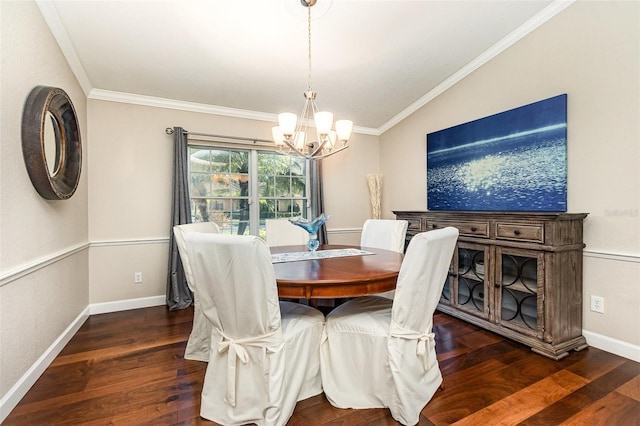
[4,306,640,425]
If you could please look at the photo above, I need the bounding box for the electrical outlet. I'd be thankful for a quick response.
[134,272,143,284]
[590,295,604,313]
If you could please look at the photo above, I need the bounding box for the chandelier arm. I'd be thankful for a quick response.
[310,97,320,116]
[308,138,328,157]
[309,144,350,160]
[294,99,313,154]
[300,100,311,121]
[281,137,302,155]
[281,138,347,160]
[297,98,313,133]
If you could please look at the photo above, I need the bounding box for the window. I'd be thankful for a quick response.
[188,146,309,237]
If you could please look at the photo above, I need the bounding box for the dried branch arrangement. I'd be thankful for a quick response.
[366,173,382,219]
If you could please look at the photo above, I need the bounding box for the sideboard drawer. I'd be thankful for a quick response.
[426,220,489,238]
[406,218,422,233]
[496,222,544,243]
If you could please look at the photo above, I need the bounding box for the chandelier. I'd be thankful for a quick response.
[271,0,353,159]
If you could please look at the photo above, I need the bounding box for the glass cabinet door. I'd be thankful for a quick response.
[453,243,490,319]
[440,267,453,306]
[439,244,456,307]
[495,248,544,338]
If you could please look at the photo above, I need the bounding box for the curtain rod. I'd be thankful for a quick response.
[165,127,273,145]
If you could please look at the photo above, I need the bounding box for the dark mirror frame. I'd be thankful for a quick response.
[21,86,82,200]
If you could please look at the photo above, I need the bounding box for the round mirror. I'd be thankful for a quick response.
[22,86,82,200]
[43,111,62,175]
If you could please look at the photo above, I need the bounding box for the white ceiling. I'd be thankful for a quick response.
[37,0,570,134]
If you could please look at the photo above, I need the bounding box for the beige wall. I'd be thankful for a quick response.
[0,0,89,399]
[2,0,639,414]
[380,1,640,347]
[87,100,378,302]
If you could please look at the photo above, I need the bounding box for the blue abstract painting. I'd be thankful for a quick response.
[427,94,567,212]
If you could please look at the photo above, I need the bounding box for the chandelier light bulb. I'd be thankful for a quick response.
[278,113,297,136]
[293,131,306,150]
[314,111,333,135]
[272,126,286,146]
[335,120,354,142]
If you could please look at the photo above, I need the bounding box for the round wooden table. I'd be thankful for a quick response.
[271,244,403,300]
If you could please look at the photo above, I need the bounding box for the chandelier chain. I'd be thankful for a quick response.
[307,4,312,92]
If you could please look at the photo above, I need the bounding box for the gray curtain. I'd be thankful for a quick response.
[166,127,193,310]
[309,158,327,244]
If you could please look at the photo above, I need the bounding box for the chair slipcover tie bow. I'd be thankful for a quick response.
[389,320,435,370]
[216,327,283,407]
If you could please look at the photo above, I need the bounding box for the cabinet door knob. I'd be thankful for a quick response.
[471,227,477,232]
[514,229,521,235]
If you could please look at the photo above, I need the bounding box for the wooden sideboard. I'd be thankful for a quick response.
[394,210,588,360]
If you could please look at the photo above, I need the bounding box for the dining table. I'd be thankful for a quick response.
[271,244,404,301]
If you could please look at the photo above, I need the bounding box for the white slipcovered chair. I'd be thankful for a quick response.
[184,232,325,425]
[173,221,220,362]
[321,227,459,425]
[265,218,310,247]
[360,219,409,298]
[360,219,409,253]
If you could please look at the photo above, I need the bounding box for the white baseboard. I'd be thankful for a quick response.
[0,306,90,423]
[583,330,640,363]
[0,295,166,423]
[89,295,166,315]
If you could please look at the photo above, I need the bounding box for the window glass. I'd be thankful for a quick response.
[258,152,307,223]
[189,146,308,238]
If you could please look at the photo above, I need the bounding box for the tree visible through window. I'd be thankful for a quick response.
[188,146,308,237]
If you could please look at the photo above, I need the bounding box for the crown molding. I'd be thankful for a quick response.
[377,0,576,134]
[35,0,92,96]
[89,89,278,122]
[89,89,378,136]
